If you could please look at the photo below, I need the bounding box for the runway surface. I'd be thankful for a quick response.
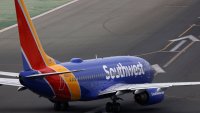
[0,0,200,113]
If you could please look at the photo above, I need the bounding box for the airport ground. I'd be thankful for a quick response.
[0,0,200,113]
[0,0,71,29]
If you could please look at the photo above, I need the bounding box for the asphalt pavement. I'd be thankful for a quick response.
[0,0,200,113]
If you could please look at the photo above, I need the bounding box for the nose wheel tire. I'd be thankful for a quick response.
[105,102,121,113]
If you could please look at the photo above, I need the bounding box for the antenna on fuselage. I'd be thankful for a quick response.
[95,54,98,59]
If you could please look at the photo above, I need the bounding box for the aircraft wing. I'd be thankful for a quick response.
[99,82,200,95]
[0,78,22,87]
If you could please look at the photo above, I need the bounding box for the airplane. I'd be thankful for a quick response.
[0,0,200,112]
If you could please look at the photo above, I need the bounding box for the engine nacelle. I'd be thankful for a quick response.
[134,88,164,105]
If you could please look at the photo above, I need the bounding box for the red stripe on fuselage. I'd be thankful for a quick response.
[15,1,46,70]
[39,67,71,101]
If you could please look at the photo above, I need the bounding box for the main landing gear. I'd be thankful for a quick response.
[105,96,123,113]
[54,102,69,111]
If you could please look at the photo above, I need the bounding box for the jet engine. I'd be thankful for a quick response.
[134,88,164,105]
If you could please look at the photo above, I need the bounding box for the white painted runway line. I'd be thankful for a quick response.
[170,35,200,42]
[0,0,79,33]
[170,40,187,52]
[163,42,194,68]
[163,35,200,68]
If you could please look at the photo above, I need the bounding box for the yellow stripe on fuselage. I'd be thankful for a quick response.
[19,0,56,66]
[50,64,81,100]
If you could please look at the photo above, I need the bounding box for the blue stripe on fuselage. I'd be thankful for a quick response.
[61,56,154,101]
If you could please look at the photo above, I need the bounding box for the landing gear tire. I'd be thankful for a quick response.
[61,102,69,111]
[106,102,113,112]
[113,103,121,113]
[105,102,121,113]
[54,102,69,111]
[54,103,61,111]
